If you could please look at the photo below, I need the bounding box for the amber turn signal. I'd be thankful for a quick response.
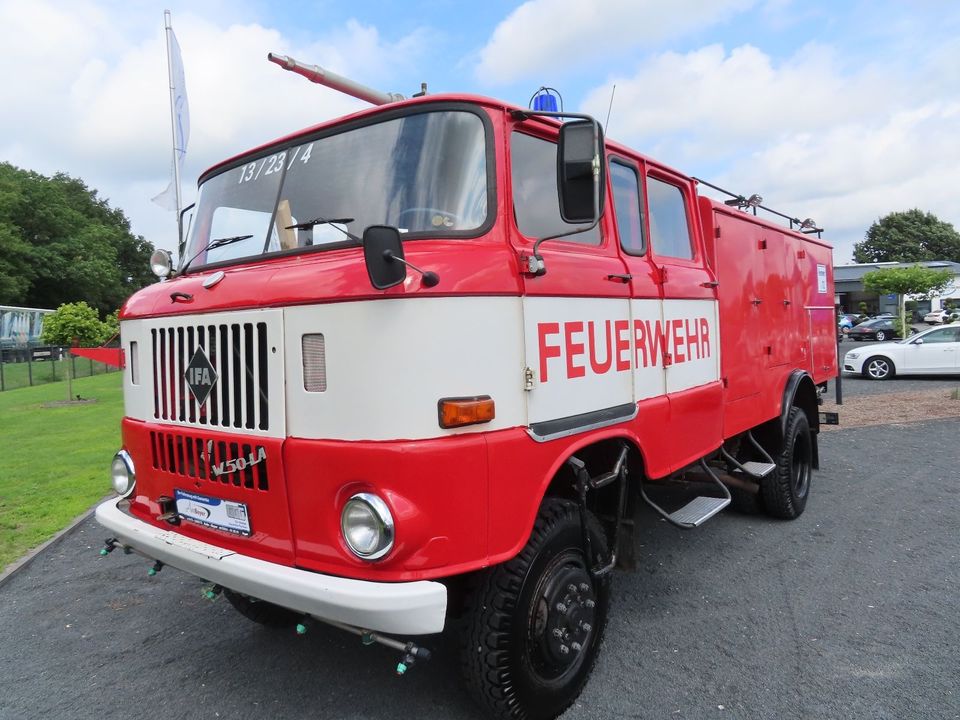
[438,396,495,429]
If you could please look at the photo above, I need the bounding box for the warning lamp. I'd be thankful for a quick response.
[438,396,496,429]
[529,87,563,113]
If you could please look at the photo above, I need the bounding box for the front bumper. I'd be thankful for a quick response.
[95,498,447,635]
[842,355,865,374]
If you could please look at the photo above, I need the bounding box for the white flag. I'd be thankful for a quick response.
[153,21,190,211]
[169,28,190,165]
[151,161,178,211]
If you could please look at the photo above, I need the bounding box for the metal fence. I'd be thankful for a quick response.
[0,346,119,391]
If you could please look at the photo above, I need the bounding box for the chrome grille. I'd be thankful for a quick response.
[150,430,269,491]
[151,321,270,431]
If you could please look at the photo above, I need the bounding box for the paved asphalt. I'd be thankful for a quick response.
[2,419,959,720]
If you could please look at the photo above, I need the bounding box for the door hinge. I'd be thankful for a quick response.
[654,266,668,284]
[523,366,535,391]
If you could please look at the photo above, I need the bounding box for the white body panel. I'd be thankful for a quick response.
[284,296,526,441]
[524,297,721,424]
[524,297,634,424]
[123,296,720,443]
[663,299,721,394]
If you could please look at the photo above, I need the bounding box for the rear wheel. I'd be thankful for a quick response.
[223,589,299,628]
[863,356,894,380]
[760,407,812,520]
[460,499,610,720]
[874,330,887,341]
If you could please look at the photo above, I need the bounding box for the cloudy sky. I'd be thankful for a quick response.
[2,0,957,263]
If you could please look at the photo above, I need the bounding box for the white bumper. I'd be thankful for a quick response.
[95,498,447,635]
[842,352,866,374]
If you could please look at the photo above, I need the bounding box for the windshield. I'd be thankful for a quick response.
[182,109,490,270]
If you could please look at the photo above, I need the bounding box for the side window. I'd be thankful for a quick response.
[610,160,644,255]
[921,328,955,344]
[511,132,599,245]
[647,176,693,260]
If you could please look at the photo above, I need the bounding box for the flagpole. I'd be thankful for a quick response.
[163,9,184,253]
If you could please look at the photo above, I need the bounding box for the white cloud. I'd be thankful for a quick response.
[475,0,757,84]
[579,42,960,263]
[0,1,431,252]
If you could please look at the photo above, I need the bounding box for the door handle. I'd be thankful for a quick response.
[606,274,632,283]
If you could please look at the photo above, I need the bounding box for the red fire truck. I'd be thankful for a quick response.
[97,56,837,720]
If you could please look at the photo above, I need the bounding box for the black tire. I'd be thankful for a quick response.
[863,355,894,380]
[875,330,887,341]
[460,499,610,720]
[761,407,812,519]
[223,589,299,627]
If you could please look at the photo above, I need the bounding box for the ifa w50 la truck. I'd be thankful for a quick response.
[97,55,838,720]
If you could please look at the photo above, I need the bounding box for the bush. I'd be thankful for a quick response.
[40,301,113,347]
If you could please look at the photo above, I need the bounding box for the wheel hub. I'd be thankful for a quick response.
[535,564,597,669]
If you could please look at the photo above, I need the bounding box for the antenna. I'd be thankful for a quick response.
[604,84,617,135]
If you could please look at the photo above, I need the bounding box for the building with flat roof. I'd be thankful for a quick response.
[834,261,960,317]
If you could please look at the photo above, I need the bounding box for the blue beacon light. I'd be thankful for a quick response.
[530,87,562,112]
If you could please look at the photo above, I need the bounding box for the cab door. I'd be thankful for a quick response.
[902,326,960,373]
[643,169,722,470]
[509,126,634,438]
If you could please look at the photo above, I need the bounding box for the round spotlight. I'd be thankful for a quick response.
[340,493,395,561]
[111,449,136,498]
[150,249,173,279]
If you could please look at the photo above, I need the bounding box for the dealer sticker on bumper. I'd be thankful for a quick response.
[175,489,251,536]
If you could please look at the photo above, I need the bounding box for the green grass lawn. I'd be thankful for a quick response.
[0,372,123,571]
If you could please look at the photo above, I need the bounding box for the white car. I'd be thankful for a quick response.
[843,323,960,379]
[924,308,959,324]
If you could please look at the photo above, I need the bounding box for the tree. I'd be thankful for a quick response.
[853,209,960,264]
[0,162,155,314]
[40,301,112,347]
[862,265,955,338]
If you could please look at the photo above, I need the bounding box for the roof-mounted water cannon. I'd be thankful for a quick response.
[267,53,406,106]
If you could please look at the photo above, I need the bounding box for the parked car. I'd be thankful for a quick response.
[843,323,960,379]
[846,317,900,342]
[837,313,862,332]
[923,308,960,324]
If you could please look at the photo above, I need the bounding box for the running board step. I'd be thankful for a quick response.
[668,495,730,527]
[736,461,776,478]
[639,459,732,529]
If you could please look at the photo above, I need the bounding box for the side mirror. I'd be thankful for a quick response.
[913,338,924,345]
[363,225,407,290]
[557,119,605,224]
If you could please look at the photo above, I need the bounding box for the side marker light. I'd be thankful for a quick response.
[438,396,495,429]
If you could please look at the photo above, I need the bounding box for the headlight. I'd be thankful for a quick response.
[111,449,136,497]
[340,493,394,561]
[846,352,860,360]
[149,249,173,278]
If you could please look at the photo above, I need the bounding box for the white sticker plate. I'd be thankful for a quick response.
[175,489,251,536]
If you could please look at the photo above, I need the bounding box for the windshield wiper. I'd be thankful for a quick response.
[285,216,360,243]
[180,234,253,275]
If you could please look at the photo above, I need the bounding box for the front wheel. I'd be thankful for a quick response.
[460,499,610,720]
[863,356,894,380]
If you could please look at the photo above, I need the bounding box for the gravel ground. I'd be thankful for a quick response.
[827,340,960,429]
[1,420,958,720]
